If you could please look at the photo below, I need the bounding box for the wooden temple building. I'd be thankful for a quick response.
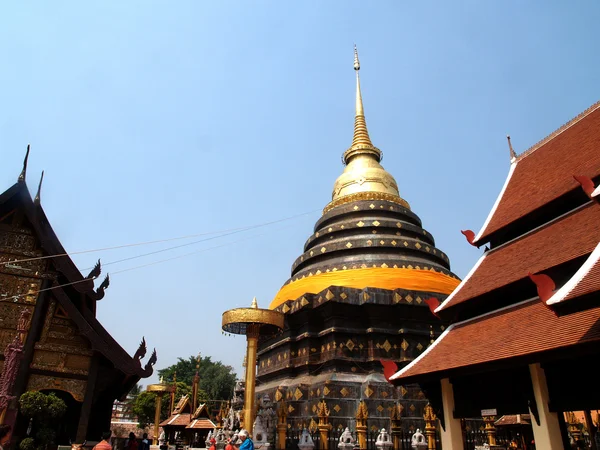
[390,101,600,449]
[255,49,461,430]
[0,150,156,444]
[159,396,216,447]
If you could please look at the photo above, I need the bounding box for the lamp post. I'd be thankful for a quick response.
[147,379,175,445]
[222,297,284,435]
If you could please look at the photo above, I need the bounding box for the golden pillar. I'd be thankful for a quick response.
[356,401,368,450]
[276,400,288,450]
[317,400,331,450]
[390,403,402,450]
[244,323,260,433]
[423,404,437,450]
[483,416,497,446]
[222,298,284,436]
[147,380,174,445]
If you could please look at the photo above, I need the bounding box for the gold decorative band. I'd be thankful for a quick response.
[269,267,460,310]
[222,307,285,332]
[147,383,175,393]
[323,191,411,214]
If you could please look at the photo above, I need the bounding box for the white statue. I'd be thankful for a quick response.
[338,428,355,450]
[253,416,271,450]
[375,429,392,450]
[298,429,315,450]
[411,429,426,450]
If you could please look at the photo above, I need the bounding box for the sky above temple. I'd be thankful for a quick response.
[1,1,599,385]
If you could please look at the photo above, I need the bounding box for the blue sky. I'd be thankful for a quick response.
[1,1,599,385]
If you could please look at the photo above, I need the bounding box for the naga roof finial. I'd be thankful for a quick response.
[34,171,44,205]
[507,135,517,161]
[18,144,30,183]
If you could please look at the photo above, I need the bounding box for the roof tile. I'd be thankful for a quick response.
[393,300,600,382]
[441,204,600,311]
[476,102,600,243]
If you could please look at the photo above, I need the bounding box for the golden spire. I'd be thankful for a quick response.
[251,297,258,308]
[343,45,381,164]
[325,47,409,212]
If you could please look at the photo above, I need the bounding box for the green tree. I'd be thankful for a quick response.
[19,391,67,450]
[131,382,207,428]
[158,356,236,401]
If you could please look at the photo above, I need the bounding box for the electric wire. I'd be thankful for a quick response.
[0,219,306,303]
[2,209,319,267]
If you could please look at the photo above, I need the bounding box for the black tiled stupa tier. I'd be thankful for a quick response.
[288,199,453,282]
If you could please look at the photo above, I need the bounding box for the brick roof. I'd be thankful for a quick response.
[438,204,600,312]
[475,101,600,245]
[186,419,216,429]
[159,413,191,427]
[547,242,600,306]
[391,299,600,383]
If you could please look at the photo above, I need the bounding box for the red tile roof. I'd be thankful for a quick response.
[439,204,600,312]
[475,101,600,245]
[391,299,600,383]
[547,242,600,306]
[186,419,216,429]
[159,413,191,427]
[494,415,531,426]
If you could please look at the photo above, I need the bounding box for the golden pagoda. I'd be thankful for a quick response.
[256,48,460,431]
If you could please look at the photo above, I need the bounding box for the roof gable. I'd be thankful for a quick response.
[475,101,600,245]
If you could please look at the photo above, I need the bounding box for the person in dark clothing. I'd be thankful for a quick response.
[126,433,138,450]
[140,433,150,450]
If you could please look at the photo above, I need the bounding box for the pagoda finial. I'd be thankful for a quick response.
[34,171,44,205]
[507,135,517,161]
[19,144,30,183]
[354,45,363,116]
[251,297,258,308]
[343,46,381,165]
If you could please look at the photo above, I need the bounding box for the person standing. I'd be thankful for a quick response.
[0,425,12,450]
[140,433,150,450]
[93,431,112,450]
[238,430,254,450]
[126,433,138,450]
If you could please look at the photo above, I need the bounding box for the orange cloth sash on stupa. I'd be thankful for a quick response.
[269,267,460,309]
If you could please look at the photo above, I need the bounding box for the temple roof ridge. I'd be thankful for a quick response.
[516,99,600,162]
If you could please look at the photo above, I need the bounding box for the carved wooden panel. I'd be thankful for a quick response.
[0,231,38,253]
[0,254,46,277]
[31,298,92,375]
[26,374,86,402]
[0,303,34,356]
[0,274,41,303]
[65,354,91,372]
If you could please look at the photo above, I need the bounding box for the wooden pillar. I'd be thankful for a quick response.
[482,416,496,446]
[276,400,287,450]
[317,400,330,450]
[355,401,368,450]
[439,378,463,450]
[528,363,563,449]
[390,403,402,450]
[584,410,598,450]
[76,356,98,441]
[423,404,437,450]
